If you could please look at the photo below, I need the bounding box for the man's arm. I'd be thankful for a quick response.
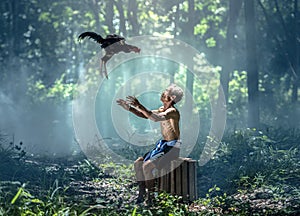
[126,96,176,122]
[139,106,176,122]
[129,106,148,119]
[116,98,147,119]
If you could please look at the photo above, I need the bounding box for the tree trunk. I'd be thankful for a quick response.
[291,0,299,103]
[105,0,115,33]
[173,3,180,36]
[128,0,139,36]
[8,0,20,58]
[220,0,242,103]
[273,0,299,103]
[89,0,101,32]
[187,0,195,41]
[244,0,259,128]
[258,0,298,103]
[185,0,195,121]
[114,0,127,36]
[184,0,195,112]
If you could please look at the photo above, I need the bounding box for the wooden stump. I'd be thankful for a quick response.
[157,157,197,201]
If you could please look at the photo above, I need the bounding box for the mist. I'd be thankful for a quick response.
[0,62,78,157]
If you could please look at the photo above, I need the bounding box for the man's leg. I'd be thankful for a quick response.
[134,157,146,203]
[143,160,157,202]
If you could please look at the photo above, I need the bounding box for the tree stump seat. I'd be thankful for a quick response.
[156,157,197,201]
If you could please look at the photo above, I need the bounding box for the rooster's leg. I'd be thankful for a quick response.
[100,56,109,79]
[103,62,108,79]
[100,60,108,79]
[100,59,104,77]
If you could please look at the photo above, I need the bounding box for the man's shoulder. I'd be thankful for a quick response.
[158,106,164,112]
[157,106,179,115]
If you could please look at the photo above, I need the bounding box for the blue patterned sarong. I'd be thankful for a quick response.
[143,139,180,162]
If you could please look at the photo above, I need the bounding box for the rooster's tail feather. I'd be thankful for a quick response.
[78,32,104,44]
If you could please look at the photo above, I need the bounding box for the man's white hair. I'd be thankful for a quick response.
[166,83,183,104]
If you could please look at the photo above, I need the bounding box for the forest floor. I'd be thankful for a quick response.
[1,152,299,215]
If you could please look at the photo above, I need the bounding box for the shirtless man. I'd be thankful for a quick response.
[116,84,183,203]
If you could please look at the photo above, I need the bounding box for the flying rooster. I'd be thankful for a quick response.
[78,32,141,79]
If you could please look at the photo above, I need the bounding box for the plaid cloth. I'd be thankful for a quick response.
[143,139,180,162]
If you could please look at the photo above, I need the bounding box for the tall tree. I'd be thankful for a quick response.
[184,0,195,115]
[105,0,115,33]
[89,0,101,32]
[257,0,299,105]
[128,0,139,35]
[291,0,299,103]
[220,0,242,103]
[114,0,127,36]
[273,0,299,103]
[244,0,259,128]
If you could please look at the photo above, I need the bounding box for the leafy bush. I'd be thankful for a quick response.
[1,128,300,215]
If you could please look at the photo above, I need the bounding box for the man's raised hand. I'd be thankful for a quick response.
[126,96,141,107]
[116,98,130,110]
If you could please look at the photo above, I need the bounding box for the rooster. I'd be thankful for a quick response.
[78,32,141,78]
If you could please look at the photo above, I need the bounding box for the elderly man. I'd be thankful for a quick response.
[117,83,184,204]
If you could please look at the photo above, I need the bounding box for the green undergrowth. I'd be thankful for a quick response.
[0,128,299,215]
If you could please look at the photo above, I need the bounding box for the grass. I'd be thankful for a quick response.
[0,128,300,215]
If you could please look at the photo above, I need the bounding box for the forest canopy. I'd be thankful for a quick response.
[1,0,299,132]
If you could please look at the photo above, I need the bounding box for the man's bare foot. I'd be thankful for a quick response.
[146,192,155,206]
[136,195,144,204]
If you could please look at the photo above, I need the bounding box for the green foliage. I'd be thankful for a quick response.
[6,182,79,215]
[27,74,76,103]
[188,185,226,215]
[211,128,299,185]
[155,192,188,215]
[193,0,227,44]
[77,159,100,179]
[127,192,189,216]
[227,70,248,126]
[1,0,299,128]
[1,127,300,215]
[193,127,300,214]
[202,185,226,206]
[205,37,217,47]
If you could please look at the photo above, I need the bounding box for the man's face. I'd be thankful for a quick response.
[160,90,172,103]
